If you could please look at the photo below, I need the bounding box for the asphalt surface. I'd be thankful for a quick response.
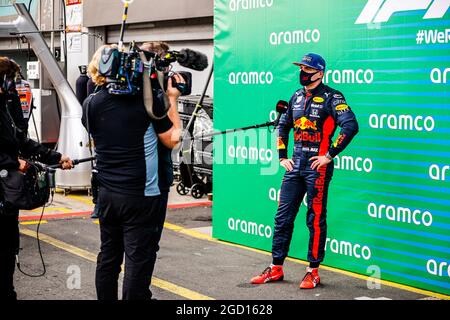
[13,190,441,301]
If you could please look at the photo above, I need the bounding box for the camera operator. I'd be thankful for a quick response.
[77,62,100,219]
[82,45,183,300]
[140,41,182,259]
[0,56,73,300]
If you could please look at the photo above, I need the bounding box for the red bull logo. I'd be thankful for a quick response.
[294,131,321,143]
[277,137,286,150]
[294,117,318,130]
[333,133,347,148]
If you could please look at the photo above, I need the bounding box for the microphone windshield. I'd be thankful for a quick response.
[276,100,289,114]
[177,49,209,71]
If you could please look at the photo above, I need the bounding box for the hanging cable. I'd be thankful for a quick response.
[16,200,49,278]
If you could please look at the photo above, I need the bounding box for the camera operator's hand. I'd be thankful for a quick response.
[280,158,294,172]
[167,73,185,100]
[59,155,74,170]
[157,73,183,149]
[18,159,30,173]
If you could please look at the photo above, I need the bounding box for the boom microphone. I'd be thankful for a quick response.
[176,49,209,71]
[274,100,289,127]
[47,157,96,169]
[191,99,290,141]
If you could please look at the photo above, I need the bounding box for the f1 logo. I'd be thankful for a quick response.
[355,0,450,24]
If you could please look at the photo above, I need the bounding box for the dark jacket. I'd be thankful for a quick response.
[278,82,359,159]
[81,87,172,196]
[0,93,61,171]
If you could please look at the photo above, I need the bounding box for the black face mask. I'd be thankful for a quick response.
[299,70,320,86]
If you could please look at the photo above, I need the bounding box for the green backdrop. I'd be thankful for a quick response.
[213,0,450,295]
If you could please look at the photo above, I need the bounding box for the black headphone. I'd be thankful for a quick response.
[1,73,16,93]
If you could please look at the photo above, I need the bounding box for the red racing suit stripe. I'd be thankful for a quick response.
[312,116,335,259]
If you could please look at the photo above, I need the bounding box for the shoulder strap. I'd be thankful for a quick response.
[139,51,170,120]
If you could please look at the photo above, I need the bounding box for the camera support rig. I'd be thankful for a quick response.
[118,1,130,51]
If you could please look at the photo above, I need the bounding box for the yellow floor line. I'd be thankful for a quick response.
[47,207,72,213]
[20,221,48,225]
[21,228,98,261]
[152,278,213,300]
[163,222,450,300]
[19,228,214,300]
[66,194,94,206]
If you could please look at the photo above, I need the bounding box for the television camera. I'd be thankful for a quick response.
[97,1,208,97]
[98,43,207,96]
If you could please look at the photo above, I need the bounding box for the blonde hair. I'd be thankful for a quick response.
[88,44,118,86]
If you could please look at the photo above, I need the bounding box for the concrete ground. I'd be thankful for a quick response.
[14,185,446,301]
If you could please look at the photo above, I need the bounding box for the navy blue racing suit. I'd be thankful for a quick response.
[272,82,359,266]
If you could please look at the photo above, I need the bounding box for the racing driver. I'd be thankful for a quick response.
[251,53,359,289]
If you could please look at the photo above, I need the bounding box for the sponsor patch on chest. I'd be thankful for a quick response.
[313,96,324,103]
[310,108,320,118]
[311,103,323,109]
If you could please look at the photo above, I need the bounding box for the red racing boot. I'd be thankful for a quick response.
[299,267,320,289]
[250,265,284,284]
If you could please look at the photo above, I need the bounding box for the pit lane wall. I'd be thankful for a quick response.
[212,0,450,295]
